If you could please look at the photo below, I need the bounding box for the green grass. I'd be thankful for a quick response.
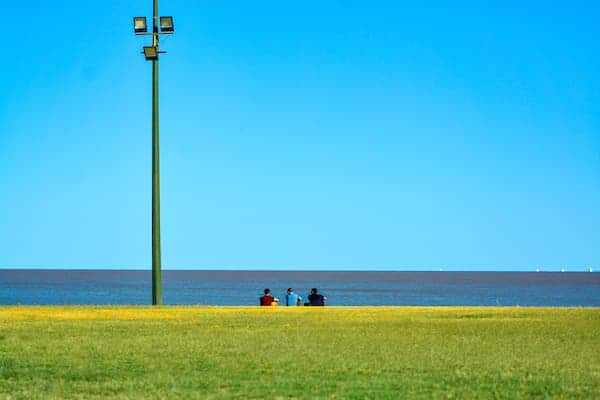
[0,307,599,399]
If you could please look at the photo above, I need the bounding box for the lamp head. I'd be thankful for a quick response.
[159,16,174,33]
[133,17,147,34]
[143,46,158,60]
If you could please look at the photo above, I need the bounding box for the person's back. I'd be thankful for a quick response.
[260,295,274,306]
[284,288,302,306]
[259,288,278,306]
[307,288,326,306]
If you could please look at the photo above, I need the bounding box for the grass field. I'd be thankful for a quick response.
[0,307,599,399]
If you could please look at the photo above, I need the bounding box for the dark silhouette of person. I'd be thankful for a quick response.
[306,288,326,306]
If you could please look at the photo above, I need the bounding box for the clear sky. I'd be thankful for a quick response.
[0,1,598,270]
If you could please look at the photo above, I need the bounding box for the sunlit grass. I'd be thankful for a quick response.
[1,307,599,399]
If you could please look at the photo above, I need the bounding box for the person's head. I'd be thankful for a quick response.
[264,288,271,295]
[311,288,318,294]
[287,288,294,294]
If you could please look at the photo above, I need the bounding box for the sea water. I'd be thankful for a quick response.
[1,270,599,306]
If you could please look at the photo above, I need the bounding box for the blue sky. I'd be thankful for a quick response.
[0,1,598,270]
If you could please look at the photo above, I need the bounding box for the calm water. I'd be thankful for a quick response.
[0,270,598,306]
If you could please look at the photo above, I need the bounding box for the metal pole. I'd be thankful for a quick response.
[151,0,162,305]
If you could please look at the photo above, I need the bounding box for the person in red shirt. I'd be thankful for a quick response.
[259,288,279,306]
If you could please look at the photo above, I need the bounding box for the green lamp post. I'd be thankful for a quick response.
[134,2,174,305]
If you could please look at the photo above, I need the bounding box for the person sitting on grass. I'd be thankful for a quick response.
[284,288,302,306]
[305,288,327,306]
[259,288,279,306]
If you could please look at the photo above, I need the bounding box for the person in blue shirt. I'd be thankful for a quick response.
[284,287,302,306]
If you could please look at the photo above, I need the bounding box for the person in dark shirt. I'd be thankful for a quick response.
[306,288,327,306]
[259,288,279,306]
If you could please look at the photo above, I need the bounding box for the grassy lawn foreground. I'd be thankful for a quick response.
[0,306,599,399]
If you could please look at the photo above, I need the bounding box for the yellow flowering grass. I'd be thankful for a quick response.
[0,305,567,321]
[1,306,599,399]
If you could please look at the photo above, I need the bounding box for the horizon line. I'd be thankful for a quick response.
[0,266,595,273]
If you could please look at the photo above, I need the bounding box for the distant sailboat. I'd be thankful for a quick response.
[560,267,565,273]
[589,267,594,273]
[535,267,540,272]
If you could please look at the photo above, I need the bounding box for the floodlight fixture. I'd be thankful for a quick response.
[159,16,174,33]
[134,17,148,34]
[143,46,158,60]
